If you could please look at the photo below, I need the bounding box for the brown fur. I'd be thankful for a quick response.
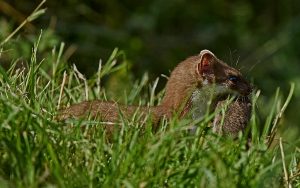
[57,50,252,135]
[213,97,252,137]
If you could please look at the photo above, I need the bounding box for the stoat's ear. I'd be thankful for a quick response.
[197,50,216,77]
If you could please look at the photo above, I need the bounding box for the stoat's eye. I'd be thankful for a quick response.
[228,75,238,82]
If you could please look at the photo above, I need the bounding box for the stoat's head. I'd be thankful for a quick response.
[196,50,252,96]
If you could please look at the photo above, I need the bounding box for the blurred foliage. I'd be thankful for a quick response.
[0,0,300,133]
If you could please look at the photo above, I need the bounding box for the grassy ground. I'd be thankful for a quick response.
[0,35,299,187]
[0,6,299,187]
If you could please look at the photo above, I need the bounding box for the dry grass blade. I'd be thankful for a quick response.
[279,137,292,188]
[73,64,88,101]
[58,71,67,110]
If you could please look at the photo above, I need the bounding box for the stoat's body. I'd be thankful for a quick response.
[58,50,252,135]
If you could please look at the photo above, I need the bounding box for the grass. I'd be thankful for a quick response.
[0,6,299,188]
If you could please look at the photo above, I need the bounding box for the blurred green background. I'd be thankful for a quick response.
[0,0,299,134]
